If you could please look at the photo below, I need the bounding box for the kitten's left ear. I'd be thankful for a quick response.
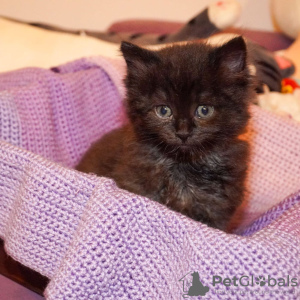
[120,41,160,68]
[213,36,247,73]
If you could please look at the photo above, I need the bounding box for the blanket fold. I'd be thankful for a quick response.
[0,56,299,299]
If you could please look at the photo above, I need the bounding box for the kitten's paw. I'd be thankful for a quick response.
[208,0,241,29]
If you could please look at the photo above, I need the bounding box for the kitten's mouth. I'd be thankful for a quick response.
[176,144,193,152]
[171,144,197,161]
[164,143,202,161]
[164,143,191,155]
[178,144,190,150]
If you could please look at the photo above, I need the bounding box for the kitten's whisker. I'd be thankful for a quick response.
[162,145,169,157]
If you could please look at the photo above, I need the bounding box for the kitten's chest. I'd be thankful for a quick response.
[124,146,225,204]
[163,160,224,202]
[167,164,203,193]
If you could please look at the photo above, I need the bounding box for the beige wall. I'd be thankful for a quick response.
[0,0,274,31]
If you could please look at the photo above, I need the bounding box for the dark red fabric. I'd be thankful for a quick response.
[107,19,293,51]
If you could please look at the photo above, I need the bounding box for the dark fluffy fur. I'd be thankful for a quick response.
[76,37,256,230]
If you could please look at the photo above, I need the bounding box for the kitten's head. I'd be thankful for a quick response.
[121,37,255,160]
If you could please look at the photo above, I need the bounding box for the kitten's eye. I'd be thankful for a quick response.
[195,105,214,119]
[155,105,172,118]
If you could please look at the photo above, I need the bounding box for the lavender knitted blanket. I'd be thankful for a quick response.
[0,56,299,299]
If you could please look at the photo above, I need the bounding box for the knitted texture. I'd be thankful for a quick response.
[0,56,299,299]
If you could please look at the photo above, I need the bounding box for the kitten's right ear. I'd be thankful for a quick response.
[213,36,247,74]
[121,42,160,69]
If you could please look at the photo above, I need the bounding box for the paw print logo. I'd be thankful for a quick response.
[255,276,266,286]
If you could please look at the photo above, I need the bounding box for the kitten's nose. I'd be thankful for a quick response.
[176,132,190,142]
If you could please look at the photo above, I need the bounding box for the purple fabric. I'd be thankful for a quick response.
[0,57,126,167]
[0,56,299,299]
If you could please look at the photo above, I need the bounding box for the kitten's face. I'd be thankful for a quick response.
[121,38,254,160]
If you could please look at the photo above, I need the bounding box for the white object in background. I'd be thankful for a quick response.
[208,0,241,29]
[0,18,121,73]
[271,0,300,39]
[258,86,300,122]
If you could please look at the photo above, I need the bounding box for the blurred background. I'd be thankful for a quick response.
[0,0,273,31]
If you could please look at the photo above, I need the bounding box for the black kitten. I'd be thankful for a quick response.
[76,37,255,230]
